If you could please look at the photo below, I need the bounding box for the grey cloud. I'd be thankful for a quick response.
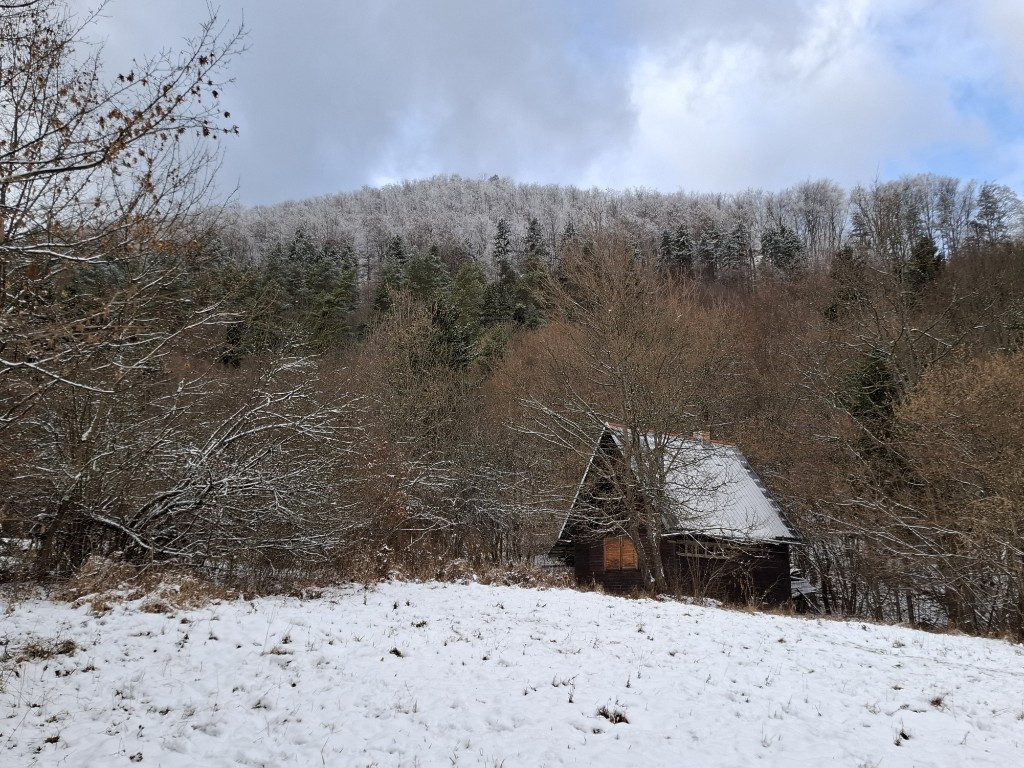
[79,0,1024,203]
[93,0,821,203]
[96,0,643,203]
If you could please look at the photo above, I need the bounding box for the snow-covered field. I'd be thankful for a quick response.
[2,581,1023,767]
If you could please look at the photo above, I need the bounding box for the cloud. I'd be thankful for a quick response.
[95,0,638,202]
[978,0,1024,90]
[355,1,638,190]
[585,0,991,192]
[76,0,1024,203]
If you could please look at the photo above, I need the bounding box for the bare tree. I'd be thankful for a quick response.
[893,350,1024,638]
[11,355,360,575]
[511,232,747,590]
[0,0,243,424]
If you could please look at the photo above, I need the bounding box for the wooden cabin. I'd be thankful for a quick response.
[549,423,800,605]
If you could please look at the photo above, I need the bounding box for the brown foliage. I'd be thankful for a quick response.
[895,350,1024,637]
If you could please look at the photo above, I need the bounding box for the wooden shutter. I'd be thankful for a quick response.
[620,538,638,569]
[604,537,638,571]
[604,537,621,570]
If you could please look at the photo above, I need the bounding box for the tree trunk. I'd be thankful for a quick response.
[635,527,667,593]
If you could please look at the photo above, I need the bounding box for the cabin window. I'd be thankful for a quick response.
[678,540,730,560]
[604,536,638,570]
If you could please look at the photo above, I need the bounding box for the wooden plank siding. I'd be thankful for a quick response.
[661,538,791,605]
[573,539,645,593]
[575,535,790,603]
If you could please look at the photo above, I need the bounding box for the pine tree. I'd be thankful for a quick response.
[658,230,673,266]
[308,243,359,350]
[386,234,409,267]
[719,222,750,274]
[824,245,868,321]
[222,241,293,359]
[285,227,320,310]
[517,221,550,328]
[450,260,488,334]
[842,348,910,490]
[483,258,520,326]
[429,301,478,370]
[492,218,513,267]
[374,235,411,313]
[904,235,942,292]
[559,219,581,261]
[406,244,452,306]
[762,225,805,276]
[671,224,694,277]
[971,182,1019,245]
[694,216,721,281]
[524,217,550,267]
[481,217,526,325]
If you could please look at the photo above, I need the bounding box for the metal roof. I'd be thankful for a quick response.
[604,424,798,542]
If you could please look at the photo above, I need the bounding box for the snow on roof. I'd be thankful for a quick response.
[604,423,797,542]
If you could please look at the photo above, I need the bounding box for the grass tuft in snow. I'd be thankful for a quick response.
[16,637,77,662]
[596,704,629,724]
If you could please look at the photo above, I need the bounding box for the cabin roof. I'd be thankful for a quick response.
[559,423,799,544]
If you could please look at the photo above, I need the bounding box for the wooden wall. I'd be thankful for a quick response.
[573,535,791,605]
[573,540,645,593]
[661,538,791,605]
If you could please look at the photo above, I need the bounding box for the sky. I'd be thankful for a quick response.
[85,0,1024,206]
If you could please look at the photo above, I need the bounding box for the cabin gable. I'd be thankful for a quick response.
[550,424,799,605]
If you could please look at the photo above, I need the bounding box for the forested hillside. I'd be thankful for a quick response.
[3,2,1024,640]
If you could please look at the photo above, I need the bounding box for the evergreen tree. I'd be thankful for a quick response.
[222,232,361,358]
[658,230,673,266]
[450,260,488,335]
[719,222,750,275]
[406,244,452,305]
[558,218,581,261]
[842,347,910,490]
[374,235,411,313]
[762,225,805,276]
[524,217,550,267]
[285,227,320,310]
[482,217,528,325]
[517,222,550,328]
[971,182,1019,245]
[824,245,868,321]
[492,218,513,266]
[308,243,359,350]
[482,257,520,326]
[221,241,293,360]
[904,235,942,293]
[694,216,721,281]
[850,209,871,248]
[386,234,408,267]
[671,223,694,277]
[429,300,478,370]
[845,348,901,428]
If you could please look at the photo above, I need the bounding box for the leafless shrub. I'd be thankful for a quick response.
[54,556,236,610]
[386,557,573,589]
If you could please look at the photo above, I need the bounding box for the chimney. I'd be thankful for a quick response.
[691,429,711,442]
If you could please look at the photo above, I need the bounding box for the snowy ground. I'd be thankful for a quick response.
[2,581,1023,767]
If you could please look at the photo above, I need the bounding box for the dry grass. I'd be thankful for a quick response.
[15,637,78,663]
[390,557,575,589]
[54,556,237,614]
